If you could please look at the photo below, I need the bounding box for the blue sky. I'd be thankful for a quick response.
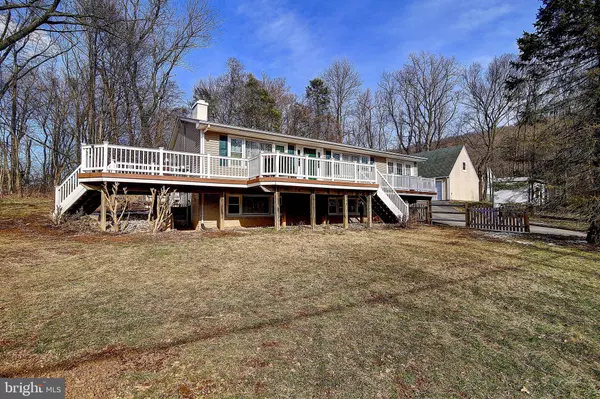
[173,0,540,100]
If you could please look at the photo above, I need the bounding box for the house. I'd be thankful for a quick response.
[414,145,479,202]
[54,100,437,230]
[494,177,547,207]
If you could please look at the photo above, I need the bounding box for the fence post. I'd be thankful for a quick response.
[524,211,530,233]
[102,141,109,172]
[464,202,470,228]
[427,200,432,224]
[159,147,164,176]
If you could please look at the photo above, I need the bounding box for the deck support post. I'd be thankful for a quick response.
[366,194,373,228]
[100,191,107,231]
[274,190,281,231]
[343,194,349,229]
[218,192,225,230]
[310,193,316,230]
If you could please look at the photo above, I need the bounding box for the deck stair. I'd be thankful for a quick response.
[374,171,409,223]
[54,166,100,215]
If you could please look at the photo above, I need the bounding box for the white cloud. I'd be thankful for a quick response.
[451,2,513,33]
[236,0,322,70]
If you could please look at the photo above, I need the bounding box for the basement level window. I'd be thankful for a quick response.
[327,197,360,216]
[227,195,272,216]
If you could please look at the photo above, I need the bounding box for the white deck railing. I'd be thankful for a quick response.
[382,174,436,192]
[258,153,376,182]
[81,143,378,183]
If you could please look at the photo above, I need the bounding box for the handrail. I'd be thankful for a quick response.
[376,170,409,220]
[55,166,81,212]
[382,173,436,192]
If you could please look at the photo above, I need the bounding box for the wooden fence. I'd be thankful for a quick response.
[409,202,430,223]
[466,205,530,233]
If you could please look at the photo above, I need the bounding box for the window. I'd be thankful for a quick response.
[360,156,369,164]
[405,164,412,176]
[288,144,295,155]
[242,196,271,215]
[328,198,337,214]
[227,195,272,216]
[230,138,243,158]
[333,152,341,161]
[387,162,394,174]
[396,162,403,175]
[327,197,360,215]
[246,141,272,158]
[462,162,466,171]
[227,195,241,215]
[275,144,285,153]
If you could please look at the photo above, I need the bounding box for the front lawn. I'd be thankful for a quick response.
[0,197,598,398]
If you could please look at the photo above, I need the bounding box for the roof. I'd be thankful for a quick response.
[413,145,464,178]
[177,117,427,162]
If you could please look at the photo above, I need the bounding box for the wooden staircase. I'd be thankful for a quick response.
[372,194,402,223]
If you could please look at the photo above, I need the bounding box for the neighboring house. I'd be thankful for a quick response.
[414,145,480,202]
[494,177,547,207]
[54,100,437,230]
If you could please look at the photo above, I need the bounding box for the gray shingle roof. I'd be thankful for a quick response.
[413,145,463,178]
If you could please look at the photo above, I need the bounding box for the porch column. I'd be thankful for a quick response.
[274,191,281,231]
[100,191,107,232]
[218,192,225,230]
[310,193,316,230]
[366,194,373,228]
[343,194,349,229]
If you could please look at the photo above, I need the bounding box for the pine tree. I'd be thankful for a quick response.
[514,0,600,244]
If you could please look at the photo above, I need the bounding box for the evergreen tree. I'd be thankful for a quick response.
[305,78,330,116]
[241,74,282,132]
[514,0,600,244]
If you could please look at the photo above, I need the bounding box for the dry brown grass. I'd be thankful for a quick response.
[0,197,599,398]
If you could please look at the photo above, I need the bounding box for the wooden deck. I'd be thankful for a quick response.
[77,172,379,194]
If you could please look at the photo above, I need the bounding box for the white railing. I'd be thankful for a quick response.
[55,166,81,208]
[81,143,378,184]
[382,174,436,192]
[256,153,376,182]
[82,143,249,179]
[376,171,409,220]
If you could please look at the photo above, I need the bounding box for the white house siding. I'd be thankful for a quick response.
[447,147,479,201]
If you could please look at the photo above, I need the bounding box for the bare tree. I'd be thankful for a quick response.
[101,182,130,232]
[148,186,175,233]
[399,52,460,152]
[377,70,413,152]
[322,58,362,143]
[462,54,517,200]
